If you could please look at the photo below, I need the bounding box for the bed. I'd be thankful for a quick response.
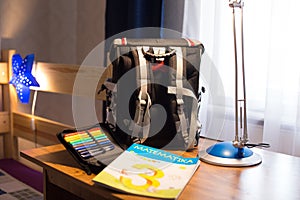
[0,49,109,160]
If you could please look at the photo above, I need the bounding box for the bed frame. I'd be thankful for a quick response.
[0,49,109,159]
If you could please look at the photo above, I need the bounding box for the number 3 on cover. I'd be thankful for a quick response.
[120,164,164,191]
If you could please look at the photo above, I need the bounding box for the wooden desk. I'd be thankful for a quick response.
[21,139,300,200]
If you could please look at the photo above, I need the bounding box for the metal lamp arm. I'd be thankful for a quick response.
[229,0,248,148]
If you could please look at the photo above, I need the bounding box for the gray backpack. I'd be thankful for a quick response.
[102,38,205,150]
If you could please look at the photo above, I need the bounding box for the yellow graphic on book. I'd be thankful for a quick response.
[120,164,164,191]
[97,171,181,198]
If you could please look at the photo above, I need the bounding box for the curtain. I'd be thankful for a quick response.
[105,0,163,39]
[183,0,300,156]
[105,0,185,39]
[105,0,162,38]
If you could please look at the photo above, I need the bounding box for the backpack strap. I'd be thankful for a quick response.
[168,47,199,148]
[129,47,151,140]
[103,80,117,127]
[171,47,190,146]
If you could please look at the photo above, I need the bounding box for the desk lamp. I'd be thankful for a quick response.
[199,0,267,167]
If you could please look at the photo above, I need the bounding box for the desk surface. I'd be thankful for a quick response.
[21,138,300,200]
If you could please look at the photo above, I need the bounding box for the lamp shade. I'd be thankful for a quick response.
[9,54,39,103]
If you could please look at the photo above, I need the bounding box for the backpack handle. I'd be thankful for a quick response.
[142,47,176,59]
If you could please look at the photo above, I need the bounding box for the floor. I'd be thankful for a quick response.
[0,159,43,200]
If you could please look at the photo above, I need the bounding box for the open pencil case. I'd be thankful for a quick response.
[57,123,124,175]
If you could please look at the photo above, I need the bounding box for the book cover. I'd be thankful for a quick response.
[92,143,200,199]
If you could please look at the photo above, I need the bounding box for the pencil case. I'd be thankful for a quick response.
[57,123,124,175]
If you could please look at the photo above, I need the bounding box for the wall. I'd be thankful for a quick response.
[0,0,50,61]
[0,0,106,65]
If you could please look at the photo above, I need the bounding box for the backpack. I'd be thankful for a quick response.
[102,38,205,150]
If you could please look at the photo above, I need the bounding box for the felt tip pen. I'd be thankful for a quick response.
[66,133,91,138]
[80,148,105,155]
[74,143,98,151]
[103,145,114,151]
[70,138,93,144]
[77,145,101,153]
[80,149,105,158]
[64,134,91,142]
[93,135,107,140]
[96,140,111,146]
[72,141,96,148]
[64,131,87,137]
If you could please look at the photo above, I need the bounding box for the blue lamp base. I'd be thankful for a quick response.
[199,141,262,167]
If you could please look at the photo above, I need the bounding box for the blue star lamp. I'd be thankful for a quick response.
[9,54,40,104]
[199,0,266,167]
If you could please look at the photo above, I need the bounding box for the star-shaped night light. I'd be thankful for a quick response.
[9,54,40,103]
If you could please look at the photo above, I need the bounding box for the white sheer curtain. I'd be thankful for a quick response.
[182,0,300,156]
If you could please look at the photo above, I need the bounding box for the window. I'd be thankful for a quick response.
[183,0,300,156]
